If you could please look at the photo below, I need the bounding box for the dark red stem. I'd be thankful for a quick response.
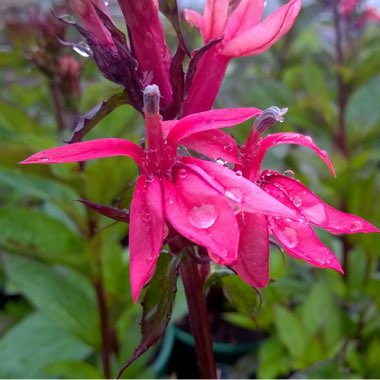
[179,252,217,379]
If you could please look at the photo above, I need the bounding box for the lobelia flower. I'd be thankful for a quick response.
[183,0,302,115]
[20,86,299,302]
[228,107,379,287]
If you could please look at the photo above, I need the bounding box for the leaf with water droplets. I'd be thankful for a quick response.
[116,253,180,379]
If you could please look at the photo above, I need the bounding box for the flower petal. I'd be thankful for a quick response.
[180,130,239,163]
[167,107,261,146]
[269,215,344,273]
[163,166,239,265]
[264,173,379,234]
[232,212,270,287]
[203,0,229,42]
[224,0,265,42]
[222,0,301,57]
[20,138,144,166]
[245,132,335,180]
[129,175,165,303]
[183,157,299,220]
[184,9,205,36]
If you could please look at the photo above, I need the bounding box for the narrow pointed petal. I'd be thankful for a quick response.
[20,138,144,166]
[184,9,205,36]
[264,173,379,234]
[163,167,239,265]
[183,157,299,220]
[168,107,261,146]
[269,216,344,273]
[222,0,301,57]
[180,130,239,163]
[232,213,270,287]
[224,0,265,41]
[203,0,229,42]
[129,176,165,303]
[245,132,335,180]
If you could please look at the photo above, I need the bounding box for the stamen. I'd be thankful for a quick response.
[253,106,288,134]
[143,84,160,115]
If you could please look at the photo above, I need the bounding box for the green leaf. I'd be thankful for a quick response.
[0,207,86,267]
[273,305,309,358]
[3,255,100,347]
[257,336,289,379]
[0,312,93,378]
[46,360,102,379]
[222,275,259,316]
[117,253,180,377]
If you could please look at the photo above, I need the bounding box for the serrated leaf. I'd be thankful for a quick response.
[0,312,93,378]
[3,255,100,347]
[0,207,86,267]
[117,253,180,377]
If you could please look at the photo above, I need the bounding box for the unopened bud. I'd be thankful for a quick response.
[253,106,288,134]
[143,84,160,115]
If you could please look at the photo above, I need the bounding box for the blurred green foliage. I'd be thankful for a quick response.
[0,0,379,378]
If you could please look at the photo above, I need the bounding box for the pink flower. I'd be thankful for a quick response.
[229,107,379,287]
[21,86,298,302]
[183,0,302,115]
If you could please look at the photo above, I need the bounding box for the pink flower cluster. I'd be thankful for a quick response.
[21,0,378,302]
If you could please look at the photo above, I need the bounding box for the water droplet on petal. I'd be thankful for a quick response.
[142,211,152,223]
[144,32,154,48]
[235,170,242,177]
[293,197,302,207]
[178,168,187,179]
[282,227,299,248]
[189,204,218,229]
[225,188,243,203]
[350,220,363,232]
[284,169,295,178]
[304,136,313,143]
[73,42,92,57]
[223,143,233,152]
[61,14,75,23]
[104,0,109,5]
[168,198,174,205]
[215,157,226,166]
[304,204,326,224]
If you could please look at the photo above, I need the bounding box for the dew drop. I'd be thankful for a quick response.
[235,170,242,177]
[350,220,363,232]
[223,143,233,152]
[73,42,92,57]
[142,212,152,223]
[284,169,295,178]
[282,227,299,248]
[60,14,75,23]
[293,196,302,207]
[104,0,109,5]
[215,157,226,165]
[304,204,326,224]
[178,168,187,179]
[168,198,174,205]
[225,187,243,203]
[144,32,154,48]
[189,204,218,229]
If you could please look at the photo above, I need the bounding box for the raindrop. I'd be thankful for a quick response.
[104,0,109,5]
[223,143,233,152]
[215,157,226,166]
[146,174,154,183]
[168,198,174,205]
[284,169,295,178]
[235,170,242,177]
[142,212,152,223]
[144,32,154,48]
[293,197,302,207]
[225,188,243,203]
[60,14,75,24]
[178,168,187,179]
[73,42,92,58]
[304,204,326,224]
[189,204,218,229]
[282,227,299,248]
[350,220,363,232]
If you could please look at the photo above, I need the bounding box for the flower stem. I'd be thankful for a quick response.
[179,251,217,379]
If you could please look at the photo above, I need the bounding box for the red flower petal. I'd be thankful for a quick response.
[167,107,261,146]
[269,215,344,273]
[184,9,205,36]
[245,132,335,180]
[224,0,265,42]
[183,157,299,220]
[232,212,270,287]
[222,0,301,57]
[264,173,379,234]
[20,138,144,166]
[163,166,239,265]
[129,176,165,303]
[203,0,229,42]
[180,130,239,163]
